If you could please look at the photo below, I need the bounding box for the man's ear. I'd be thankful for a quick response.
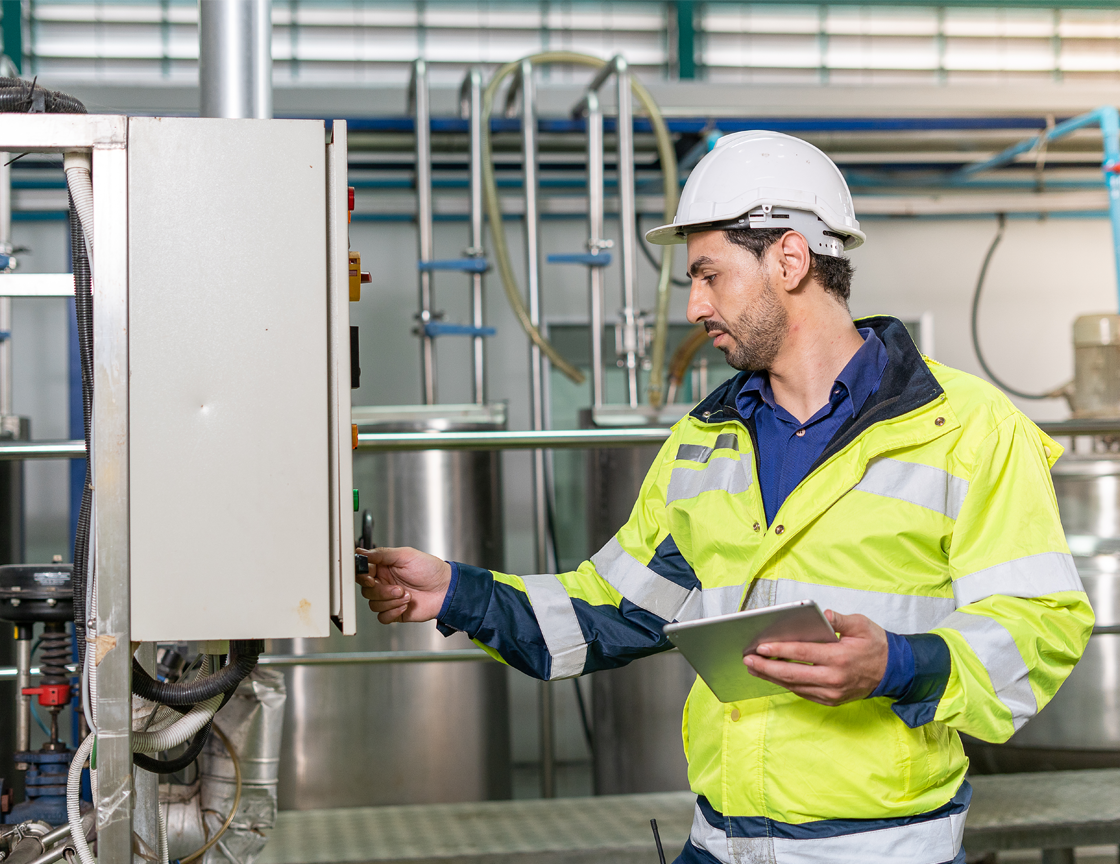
[772,231,812,293]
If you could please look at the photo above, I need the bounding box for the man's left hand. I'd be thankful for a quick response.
[744,610,888,706]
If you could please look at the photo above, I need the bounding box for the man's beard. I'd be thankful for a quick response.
[705,277,789,372]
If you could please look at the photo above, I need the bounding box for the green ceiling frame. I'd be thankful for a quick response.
[2,0,21,74]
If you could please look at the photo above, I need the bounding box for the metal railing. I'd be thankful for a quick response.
[4,419,1120,462]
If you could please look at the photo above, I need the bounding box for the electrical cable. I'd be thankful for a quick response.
[970,214,1061,400]
[131,695,221,754]
[0,77,86,114]
[131,640,261,707]
[66,734,96,864]
[178,726,241,864]
[638,214,689,287]
[479,52,680,403]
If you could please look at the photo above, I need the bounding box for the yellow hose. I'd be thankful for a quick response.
[480,52,679,398]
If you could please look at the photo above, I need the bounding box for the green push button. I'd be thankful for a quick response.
[353,489,359,512]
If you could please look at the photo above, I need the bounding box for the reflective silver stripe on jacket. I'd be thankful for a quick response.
[938,610,1037,730]
[592,537,698,622]
[521,574,588,680]
[667,456,752,504]
[689,801,966,864]
[591,538,745,623]
[853,457,969,520]
[745,578,955,634]
[677,433,740,465]
[953,551,1084,607]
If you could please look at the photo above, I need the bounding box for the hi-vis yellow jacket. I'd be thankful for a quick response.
[437,316,1092,863]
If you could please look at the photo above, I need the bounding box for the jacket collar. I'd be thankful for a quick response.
[689,316,943,458]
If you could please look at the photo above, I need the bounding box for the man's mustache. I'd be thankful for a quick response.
[704,320,730,336]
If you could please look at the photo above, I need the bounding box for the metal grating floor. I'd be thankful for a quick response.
[258,769,1120,864]
[257,791,696,864]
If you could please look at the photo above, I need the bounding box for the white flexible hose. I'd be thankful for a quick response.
[67,733,97,864]
[158,801,169,864]
[63,151,93,266]
[131,695,221,754]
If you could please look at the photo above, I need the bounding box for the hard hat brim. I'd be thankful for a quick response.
[644,222,685,246]
[644,218,866,251]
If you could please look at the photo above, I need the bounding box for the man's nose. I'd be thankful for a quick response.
[686,281,711,324]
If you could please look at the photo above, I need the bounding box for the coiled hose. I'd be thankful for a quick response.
[0,77,87,114]
[480,52,679,403]
[131,640,262,707]
[131,695,223,755]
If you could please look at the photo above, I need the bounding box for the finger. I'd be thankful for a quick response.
[754,641,834,664]
[367,597,410,614]
[365,546,405,567]
[360,583,405,601]
[745,654,835,687]
[377,606,408,624]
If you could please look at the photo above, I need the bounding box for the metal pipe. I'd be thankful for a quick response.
[614,57,640,407]
[258,649,493,666]
[14,624,30,769]
[466,68,486,405]
[0,149,11,418]
[198,0,272,120]
[586,93,606,409]
[413,59,437,404]
[519,58,555,801]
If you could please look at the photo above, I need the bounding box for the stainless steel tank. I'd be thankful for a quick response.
[1071,314,1120,417]
[272,404,510,809]
[583,406,694,794]
[967,454,1120,772]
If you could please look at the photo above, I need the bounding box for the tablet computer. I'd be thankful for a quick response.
[663,600,838,703]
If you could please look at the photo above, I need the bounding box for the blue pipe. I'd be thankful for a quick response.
[423,322,496,338]
[417,258,488,273]
[956,106,1120,307]
[546,252,612,267]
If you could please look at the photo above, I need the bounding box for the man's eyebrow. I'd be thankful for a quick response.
[688,256,715,278]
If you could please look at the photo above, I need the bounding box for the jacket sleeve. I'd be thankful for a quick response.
[894,411,1093,740]
[437,429,702,681]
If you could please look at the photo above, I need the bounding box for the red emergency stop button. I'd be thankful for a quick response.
[348,186,355,211]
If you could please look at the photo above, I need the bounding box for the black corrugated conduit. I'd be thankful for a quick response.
[131,641,263,707]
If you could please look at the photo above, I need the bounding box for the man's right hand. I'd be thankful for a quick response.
[356,546,452,624]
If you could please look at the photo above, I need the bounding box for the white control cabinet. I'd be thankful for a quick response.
[127,117,355,641]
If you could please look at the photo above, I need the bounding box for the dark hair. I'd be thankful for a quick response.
[724,228,854,306]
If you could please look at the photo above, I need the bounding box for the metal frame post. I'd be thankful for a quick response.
[519,59,555,801]
[614,58,640,408]
[466,68,487,405]
[92,137,132,863]
[586,93,607,409]
[413,59,437,404]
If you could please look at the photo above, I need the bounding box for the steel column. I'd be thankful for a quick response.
[198,0,272,120]
[466,68,487,405]
[413,59,437,404]
[519,59,555,801]
[615,58,640,407]
[586,93,607,409]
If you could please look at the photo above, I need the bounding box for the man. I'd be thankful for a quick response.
[358,131,1092,864]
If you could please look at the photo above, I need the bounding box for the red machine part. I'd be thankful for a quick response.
[22,683,71,706]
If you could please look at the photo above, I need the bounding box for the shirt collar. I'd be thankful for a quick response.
[734,327,889,421]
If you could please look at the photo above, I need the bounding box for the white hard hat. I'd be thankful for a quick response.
[645,130,864,257]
